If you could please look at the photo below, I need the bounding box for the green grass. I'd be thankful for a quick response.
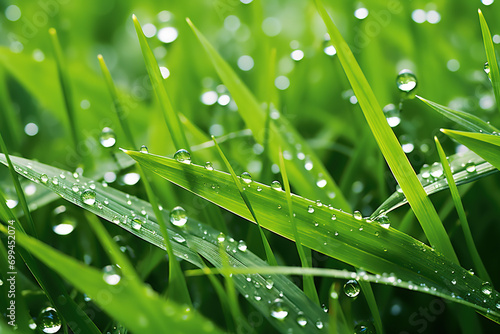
[1,1,500,333]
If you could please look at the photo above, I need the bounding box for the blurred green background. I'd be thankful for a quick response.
[1,0,500,332]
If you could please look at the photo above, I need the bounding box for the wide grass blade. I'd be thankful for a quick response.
[434,137,491,282]
[132,15,189,150]
[442,129,500,170]
[417,95,499,134]
[313,0,458,263]
[123,150,500,320]
[371,150,497,218]
[0,154,327,333]
[479,9,500,114]
[0,223,222,334]
[186,18,350,211]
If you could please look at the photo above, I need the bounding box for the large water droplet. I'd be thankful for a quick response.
[270,299,288,320]
[174,149,191,164]
[481,282,493,296]
[217,232,226,243]
[103,265,121,285]
[343,279,361,298]
[376,215,391,229]
[99,127,116,148]
[204,161,214,170]
[271,180,282,191]
[465,161,476,173]
[383,104,401,127]
[40,174,49,184]
[420,164,431,179]
[353,211,363,220]
[140,145,148,153]
[52,206,77,235]
[170,206,188,226]
[296,313,307,327]
[37,307,61,334]
[396,69,417,93]
[484,61,490,76]
[430,162,443,178]
[81,189,96,206]
[237,240,247,252]
[308,205,315,213]
[241,172,252,184]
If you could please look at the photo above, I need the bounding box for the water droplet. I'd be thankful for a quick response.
[482,282,493,296]
[316,179,327,188]
[307,205,315,213]
[465,161,476,173]
[420,164,431,179]
[297,313,307,327]
[484,61,490,76]
[376,215,390,229]
[102,265,121,285]
[430,162,443,178]
[204,161,214,170]
[265,279,274,289]
[37,307,61,334]
[81,189,96,206]
[271,180,282,190]
[451,279,457,285]
[72,183,79,192]
[400,135,415,153]
[99,127,116,148]
[140,145,148,153]
[270,299,288,320]
[52,206,77,236]
[170,206,188,226]
[316,321,324,329]
[354,324,373,334]
[353,211,362,220]
[238,240,247,252]
[217,232,226,243]
[173,233,186,243]
[174,149,191,164]
[343,279,360,298]
[241,172,252,184]
[132,218,143,230]
[396,69,417,93]
[40,174,49,184]
[383,104,401,127]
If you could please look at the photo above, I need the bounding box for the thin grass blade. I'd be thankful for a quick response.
[313,0,457,263]
[417,95,499,133]
[479,9,500,114]
[434,137,491,282]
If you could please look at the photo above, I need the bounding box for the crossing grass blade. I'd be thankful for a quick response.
[212,137,277,266]
[371,150,497,218]
[479,9,500,114]
[123,149,500,321]
[434,137,491,282]
[442,129,500,170]
[313,0,458,263]
[186,18,350,211]
[0,153,328,333]
[0,223,222,334]
[417,95,499,134]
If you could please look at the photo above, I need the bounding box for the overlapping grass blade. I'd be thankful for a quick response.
[442,129,500,170]
[434,137,491,282]
[313,0,457,262]
[371,150,497,218]
[479,9,500,114]
[0,223,222,334]
[123,150,500,320]
[186,18,350,211]
[417,95,499,133]
[132,15,189,150]
[0,154,328,334]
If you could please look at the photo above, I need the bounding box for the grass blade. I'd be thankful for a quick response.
[417,95,499,134]
[212,136,277,266]
[48,28,81,160]
[442,129,500,170]
[186,18,350,211]
[371,150,497,218]
[123,150,500,321]
[132,15,189,150]
[434,137,491,282]
[278,148,319,305]
[479,9,500,114]
[314,0,457,263]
